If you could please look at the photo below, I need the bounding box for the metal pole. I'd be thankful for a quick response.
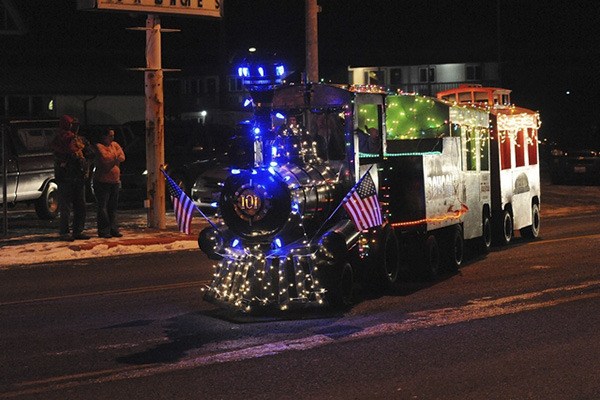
[2,124,7,236]
[305,0,319,83]
[145,14,166,229]
[496,0,502,85]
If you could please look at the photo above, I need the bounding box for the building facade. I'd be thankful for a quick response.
[348,62,499,96]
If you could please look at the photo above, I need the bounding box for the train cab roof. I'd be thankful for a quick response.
[272,83,353,112]
[437,85,512,108]
[437,85,539,121]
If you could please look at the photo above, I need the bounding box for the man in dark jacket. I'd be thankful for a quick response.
[51,115,94,240]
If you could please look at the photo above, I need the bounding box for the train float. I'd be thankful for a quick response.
[198,83,541,312]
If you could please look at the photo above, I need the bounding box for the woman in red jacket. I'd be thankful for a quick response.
[94,128,126,238]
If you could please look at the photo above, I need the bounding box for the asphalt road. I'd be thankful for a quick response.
[1,188,600,399]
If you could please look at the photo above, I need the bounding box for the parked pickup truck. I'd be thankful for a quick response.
[1,119,60,219]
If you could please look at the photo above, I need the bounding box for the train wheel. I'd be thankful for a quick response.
[495,209,513,246]
[421,234,441,281]
[445,225,464,272]
[520,202,540,239]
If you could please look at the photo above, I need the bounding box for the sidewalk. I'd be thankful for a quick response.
[0,204,209,268]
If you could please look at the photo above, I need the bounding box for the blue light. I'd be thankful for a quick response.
[231,169,241,175]
[273,238,282,248]
[276,65,285,76]
[243,98,253,107]
[258,67,265,77]
[253,127,261,135]
[237,67,243,77]
[210,201,218,208]
[275,112,285,120]
[269,161,278,167]
[268,166,276,175]
[271,146,277,158]
[251,169,258,175]
[231,239,240,247]
[291,202,299,213]
[242,67,250,77]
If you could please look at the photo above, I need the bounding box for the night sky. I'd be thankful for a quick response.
[2,0,599,147]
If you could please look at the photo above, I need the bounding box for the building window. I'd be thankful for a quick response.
[390,68,402,85]
[206,78,217,95]
[466,65,482,81]
[190,79,198,95]
[228,77,244,92]
[7,96,29,117]
[419,67,435,83]
[364,70,384,85]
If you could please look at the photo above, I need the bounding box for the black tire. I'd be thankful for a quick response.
[326,262,354,308]
[445,225,464,271]
[35,182,59,220]
[374,226,402,289]
[421,234,441,281]
[479,211,492,254]
[520,202,540,239]
[495,209,513,246]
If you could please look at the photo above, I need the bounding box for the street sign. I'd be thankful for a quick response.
[77,0,222,18]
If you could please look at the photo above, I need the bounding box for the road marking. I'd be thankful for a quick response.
[0,280,211,307]
[527,232,600,246]
[3,279,600,398]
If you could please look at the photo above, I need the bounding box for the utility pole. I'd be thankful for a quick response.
[305,0,319,83]
[145,14,166,229]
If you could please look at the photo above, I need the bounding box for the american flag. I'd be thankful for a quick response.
[161,169,195,234]
[343,171,383,231]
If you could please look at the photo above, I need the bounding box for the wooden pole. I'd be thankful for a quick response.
[144,14,166,229]
[305,0,319,83]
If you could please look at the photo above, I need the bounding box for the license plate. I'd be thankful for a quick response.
[574,165,586,173]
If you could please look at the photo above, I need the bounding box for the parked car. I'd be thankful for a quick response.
[190,122,254,209]
[104,120,242,207]
[1,119,60,219]
[550,148,600,185]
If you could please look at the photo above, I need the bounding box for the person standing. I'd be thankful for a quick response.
[51,115,94,241]
[94,128,126,238]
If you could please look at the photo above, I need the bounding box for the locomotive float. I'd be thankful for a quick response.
[198,83,541,311]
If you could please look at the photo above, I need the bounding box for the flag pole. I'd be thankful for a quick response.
[160,166,220,232]
[309,164,374,243]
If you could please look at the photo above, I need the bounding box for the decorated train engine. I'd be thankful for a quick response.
[198,83,541,312]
